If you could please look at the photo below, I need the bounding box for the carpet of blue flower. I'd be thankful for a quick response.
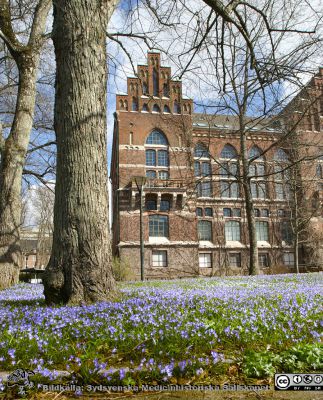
[0,273,322,392]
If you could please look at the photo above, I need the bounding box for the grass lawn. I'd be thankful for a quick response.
[0,273,322,398]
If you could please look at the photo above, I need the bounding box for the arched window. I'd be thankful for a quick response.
[194,143,210,158]
[132,97,138,111]
[153,68,159,96]
[249,146,264,160]
[152,104,160,113]
[142,103,149,112]
[173,101,181,114]
[274,148,288,161]
[163,105,171,113]
[146,130,168,145]
[220,144,237,159]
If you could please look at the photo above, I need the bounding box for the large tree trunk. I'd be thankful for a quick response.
[0,58,40,289]
[43,0,118,305]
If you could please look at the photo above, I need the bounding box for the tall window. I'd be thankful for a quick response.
[149,215,169,237]
[173,101,181,114]
[145,130,169,182]
[194,143,212,197]
[274,149,290,200]
[281,221,293,244]
[198,220,212,241]
[219,144,239,199]
[153,68,159,96]
[142,82,148,95]
[256,221,269,241]
[132,97,138,111]
[249,146,267,199]
[163,83,169,97]
[225,221,241,241]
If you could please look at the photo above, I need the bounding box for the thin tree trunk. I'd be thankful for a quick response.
[240,124,259,276]
[0,60,40,289]
[43,0,118,305]
[0,0,51,289]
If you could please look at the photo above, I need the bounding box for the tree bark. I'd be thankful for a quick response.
[0,0,51,289]
[43,0,118,305]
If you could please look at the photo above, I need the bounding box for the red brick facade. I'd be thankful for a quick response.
[110,53,323,279]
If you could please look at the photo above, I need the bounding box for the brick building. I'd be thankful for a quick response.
[110,52,323,279]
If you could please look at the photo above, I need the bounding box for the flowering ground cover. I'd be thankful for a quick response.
[0,273,322,395]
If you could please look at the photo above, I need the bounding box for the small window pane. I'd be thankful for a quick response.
[199,253,212,268]
[194,161,200,176]
[196,207,203,217]
[202,162,211,176]
[230,162,238,176]
[229,253,241,267]
[220,181,230,197]
[146,170,157,179]
[261,209,269,217]
[205,207,213,217]
[197,181,212,197]
[157,150,169,166]
[159,171,169,180]
[254,208,260,217]
[231,182,239,198]
[223,208,232,217]
[198,221,212,241]
[163,105,170,113]
[283,252,294,266]
[146,150,156,166]
[225,221,241,241]
[152,104,160,112]
[152,250,167,267]
[257,163,265,176]
[220,162,229,176]
[275,183,284,200]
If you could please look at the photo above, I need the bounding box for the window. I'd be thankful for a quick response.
[220,144,237,159]
[256,221,269,241]
[197,181,212,197]
[146,130,168,145]
[153,68,159,96]
[261,209,269,217]
[275,183,284,200]
[142,103,149,112]
[220,181,239,198]
[196,207,203,217]
[146,199,157,211]
[194,144,210,158]
[157,150,169,166]
[194,161,200,176]
[152,250,167,267]
[254,208,260,217]
[204,207,213,217]
[225,221,241,241]
[158,171,169,180]
[281,221,293,244]
[251,182,267,199]
[160,200,170,211]
[223,208,232,217]
[248,146,264,161]
[173,101,181,114]
[199,253,212,268]
[233,208,241,217]
[146,150,156,166]
[146,170,157,179]
[283,252,294,266]
[149,215,169,237]
[258,253,269,268]
[316,163,323,179]
[163,83,169,97]
[201,162,211,176]
[229,253,241,267]
[132,97,138,111]
[142,82,148,95]
[152,104,160,112]
[277,209,285,217]
[198,221,212,241]
[163,105,171,113]
[274,148,288,161]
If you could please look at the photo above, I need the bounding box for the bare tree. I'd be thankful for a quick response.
[43,0,119,305]
[0,0,51,289]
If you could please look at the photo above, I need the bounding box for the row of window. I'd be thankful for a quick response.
[149,215,292,243]
[152,251,295,268]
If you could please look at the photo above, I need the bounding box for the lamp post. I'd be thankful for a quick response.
[132,176,147,281]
